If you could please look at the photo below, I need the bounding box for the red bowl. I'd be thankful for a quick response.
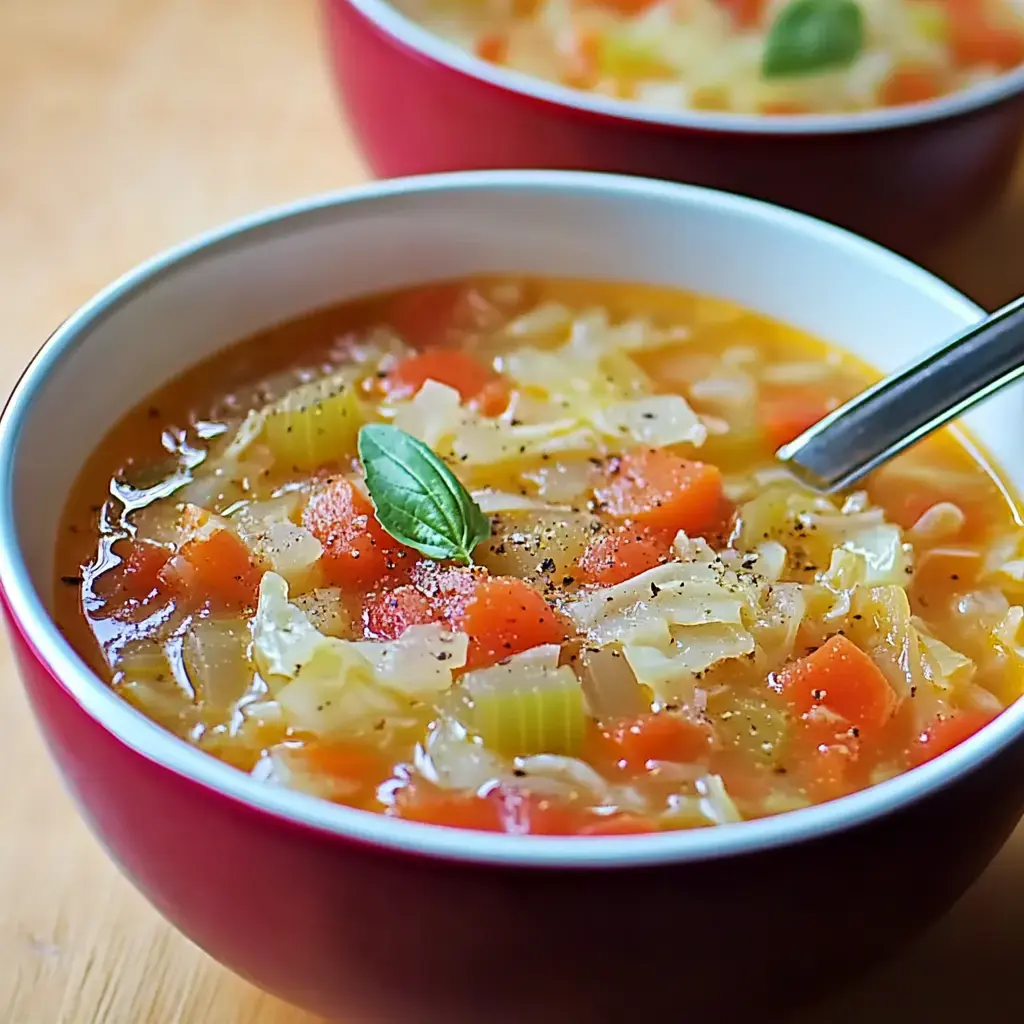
[3,172,1024,1022]
[326,0,1024,255]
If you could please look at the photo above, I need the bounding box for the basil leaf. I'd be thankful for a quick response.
[358,423,490,565]
[762,0,864,80]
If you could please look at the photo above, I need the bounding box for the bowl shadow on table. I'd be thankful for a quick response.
[795,824,1024,1023]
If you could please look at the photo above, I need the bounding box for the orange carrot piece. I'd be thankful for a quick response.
[475,33,509,64]
[302,477,410,591]
[910,709,997,766]
[759,391,836,450]
[449,575,567,670]
[162,529,261,611]
[949,2,1024,71]
[594,448,726,536]
[383,349,510,416]
[576,813,659,835]
[101,538,171,604]
[880,66,944,107]
[758,101,811,116]
[591,712,713,773]
[770,635,897,734]
[576,524,672,587]
[719,0,769,27]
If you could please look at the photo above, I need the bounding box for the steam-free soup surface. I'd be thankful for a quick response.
[393,0,1024,115]
[56,277,1024,835]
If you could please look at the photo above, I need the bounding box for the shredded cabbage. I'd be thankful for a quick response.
[252,573,466,734]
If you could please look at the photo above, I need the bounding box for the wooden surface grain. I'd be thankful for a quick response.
[2,1,1024,1021]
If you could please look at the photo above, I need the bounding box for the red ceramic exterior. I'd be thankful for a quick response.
[6,588,1024,1023]
[325,0,1024,256]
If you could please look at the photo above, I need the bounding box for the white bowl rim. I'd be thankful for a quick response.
[342,0,1024,136]
[2,169,1023,870]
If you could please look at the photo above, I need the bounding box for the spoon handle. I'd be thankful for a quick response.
[777,296,1024,493]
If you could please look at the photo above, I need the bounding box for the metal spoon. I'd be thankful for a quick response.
[777,295,1024,493]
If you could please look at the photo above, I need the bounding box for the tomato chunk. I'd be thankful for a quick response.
[910,709,997,767]
[363,584,439,639]
[576,524,672,587]
[591,712,713,773]
[771,635,896,735]
[99,538,170,605]
[303,477,410,591]
[385,283,466,349]
[595,448,726,536]
[449,575,567,670]
[383,349,511,416]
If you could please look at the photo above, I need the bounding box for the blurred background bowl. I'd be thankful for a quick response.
[326,0,1024,256]
[4,171,1024,1023]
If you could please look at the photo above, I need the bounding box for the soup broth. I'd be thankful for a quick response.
[55,277,1024,835]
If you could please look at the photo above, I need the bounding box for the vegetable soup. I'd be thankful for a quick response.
[392,0,1024,115]
[55,278,1024,836]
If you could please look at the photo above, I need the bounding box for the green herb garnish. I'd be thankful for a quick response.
[357,423,490,565]
[762,0,864,80]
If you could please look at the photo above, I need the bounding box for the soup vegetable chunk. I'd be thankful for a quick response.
[393,0,1024,114]
[57,277,1024,836]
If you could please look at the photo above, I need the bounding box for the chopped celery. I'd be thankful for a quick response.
[462,658,586,758]
[182,617,254,710]
[263,377,366,471]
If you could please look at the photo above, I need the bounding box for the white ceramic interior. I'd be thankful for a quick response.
[348,0,1024,135]
[2,170,1023,867]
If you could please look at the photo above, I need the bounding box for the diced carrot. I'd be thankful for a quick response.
[575,0,661,13]
[759,391,835,450]
[302,477,410,591]
[591,712,714,773]
[949,2,1024,71]
[788,706,863,802]
[386,283,466,349]
[449,575,567,670]
[910,709,997,767]
[161,529,262,611]
[393,783,582,834]
[299,741,390,787]
[100,538,171,604]
[492,787,583,835]
[362,584,439,639]
[880,66,944,107]
[576,813,659,835]
[718,0,769,28]
[595,448,726,536]
[771,635,897,734]
[393,785,504,832]
[382,349,511,416]
[475,32,508,64]
[758,101,811,116]
[575,524,672,587]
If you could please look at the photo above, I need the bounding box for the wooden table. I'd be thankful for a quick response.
[2,2,1024,1020]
